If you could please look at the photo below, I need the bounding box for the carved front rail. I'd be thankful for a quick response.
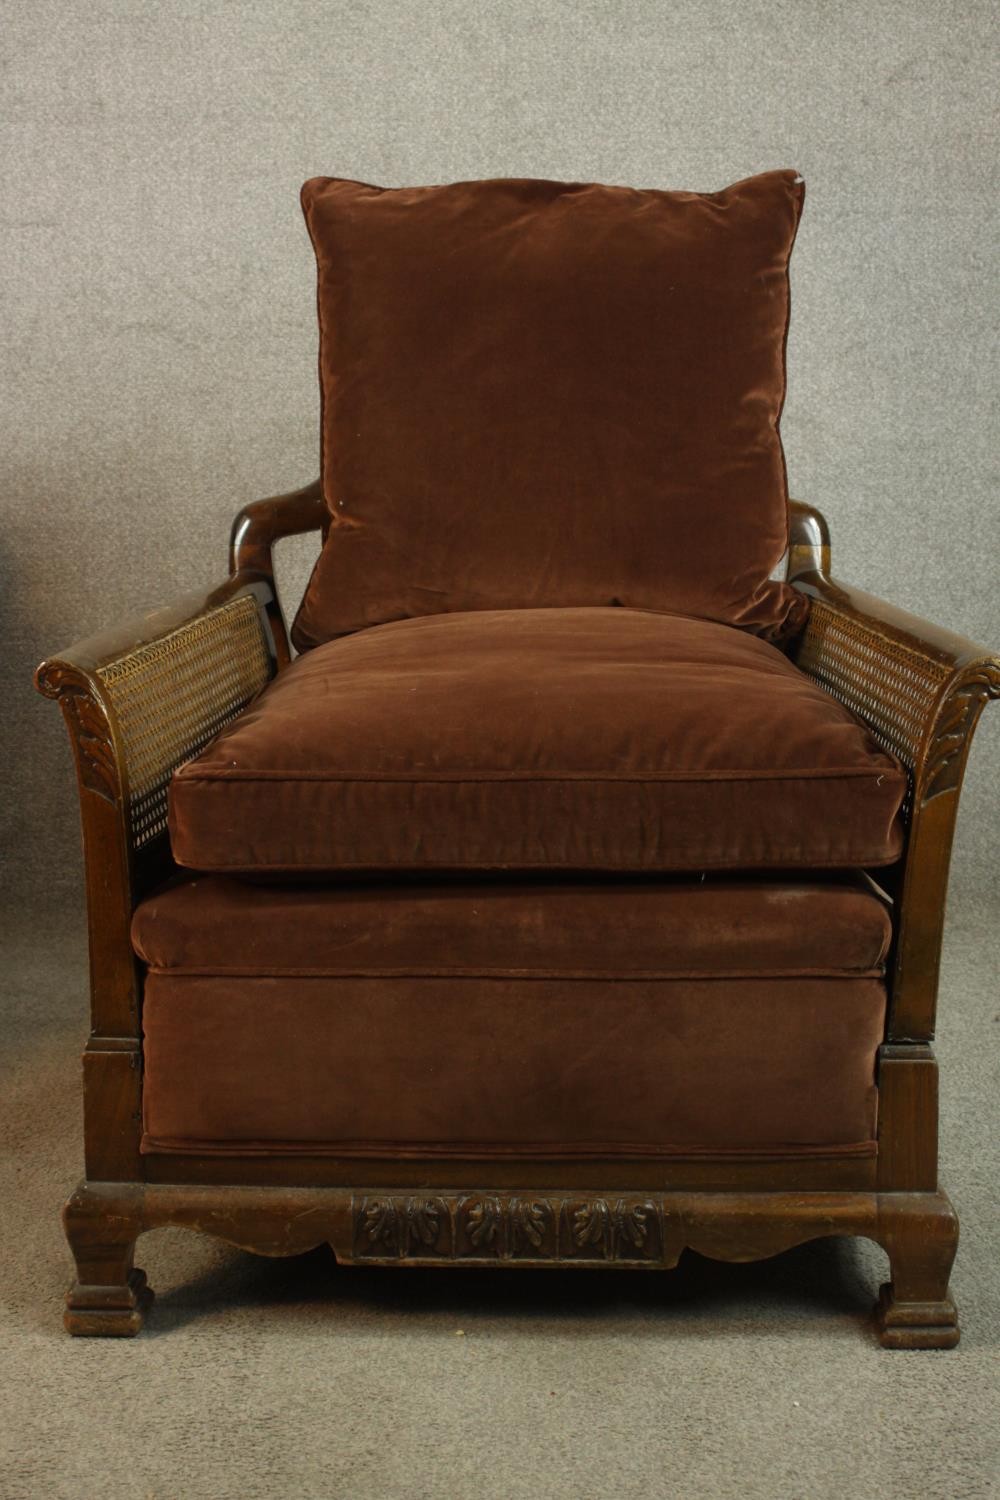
[788,501,1000,1040]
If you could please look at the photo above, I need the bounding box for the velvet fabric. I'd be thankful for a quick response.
[291,170,808,651]
[132,872,892,979]
[133,873,889,1156]
[169,607,907,874]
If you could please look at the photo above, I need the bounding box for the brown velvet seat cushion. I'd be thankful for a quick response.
[168,607,907,874]
[133,873,889,1157]
[292,170,808,650]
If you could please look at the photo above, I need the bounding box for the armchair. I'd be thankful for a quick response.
[34,169,1000,1346]
[35,483,999,1345]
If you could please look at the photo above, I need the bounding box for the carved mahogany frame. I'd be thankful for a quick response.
[35,484,999,1346]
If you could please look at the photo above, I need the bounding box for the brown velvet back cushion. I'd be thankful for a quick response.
[291,170,808,650]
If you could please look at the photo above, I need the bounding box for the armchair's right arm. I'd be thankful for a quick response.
[787,501,1000,1041]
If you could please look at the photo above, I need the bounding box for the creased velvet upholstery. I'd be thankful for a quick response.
[133,874,889,1157]
[169,607,907,874]
[291,170,808,650]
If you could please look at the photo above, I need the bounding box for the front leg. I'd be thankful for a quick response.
[63,1183,152,1337]
[875,1190,959,1349]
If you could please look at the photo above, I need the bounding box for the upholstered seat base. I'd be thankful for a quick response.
[134,872,890,1160]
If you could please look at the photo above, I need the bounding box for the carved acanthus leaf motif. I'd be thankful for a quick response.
[353,1194,662,1264]
[363,1196,443,1253]
[572,1199,610,1249]
[511,1198,547,1250]
[466,1198,502,1247]
[922,668,1000,801]
[611,1200,649,1251]
[404,1198,441,1249]
[61,687,119,803]
[363,1199,398,1249]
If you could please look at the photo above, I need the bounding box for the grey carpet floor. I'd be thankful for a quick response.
[2,893,998,1500]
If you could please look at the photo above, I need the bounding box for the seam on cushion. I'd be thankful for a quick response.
[140,1136,879,1159]
[304,602,804,639]
[774,176,805,560]
[289,180,333,655]
[172,852,904,872]
[174,766,904,784]
[141,965,888,980]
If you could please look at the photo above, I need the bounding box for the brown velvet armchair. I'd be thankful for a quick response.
[35,483,999,1346]
[34,172,1000,1345]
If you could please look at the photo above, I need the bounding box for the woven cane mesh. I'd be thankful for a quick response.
[98,594,272,848]
[796,598,948,771]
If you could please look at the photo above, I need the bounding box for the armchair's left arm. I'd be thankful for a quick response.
[34,574,280,1032]
[36,478,328,1007]
[35,483,329,1181]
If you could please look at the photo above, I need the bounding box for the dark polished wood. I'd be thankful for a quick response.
[875,1045,939,1192]
[875,1191,960,1349]
[141,1150,879,1192]
[35,487,998,1346]
[63,1186,153,1337]
[61,1179,960,1348]
[229,478,326,667]
[229,476,326,578]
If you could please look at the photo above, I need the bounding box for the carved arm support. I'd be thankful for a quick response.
[787,501,1000,1040]
[229,476,326,577]
[229,478,326,663]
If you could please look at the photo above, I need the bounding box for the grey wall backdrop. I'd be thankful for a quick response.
[3,0,997,912]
